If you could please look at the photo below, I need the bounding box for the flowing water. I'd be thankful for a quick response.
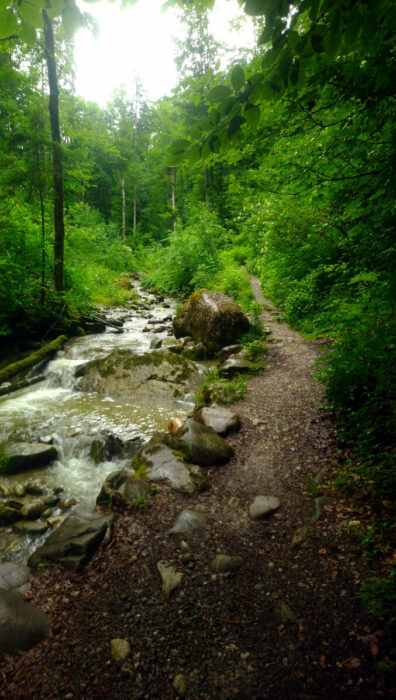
[0,288,196,563]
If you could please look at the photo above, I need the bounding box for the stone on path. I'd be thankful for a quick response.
[173,674,187,696]
[136,440,209,495]
[0,563,32,596]
[111,638,131,662]
[193,404,241,436]
[248,496,281,520]
[157,561,183,598]
[210,554,245,573]
[219,357,258,377]
[0,587,49,653]
[28,508,115,572]
[279,600,299,626]
[291,526,309,548]
[169,509,209,534]
[311,496,335,524]
[172,419,234,467]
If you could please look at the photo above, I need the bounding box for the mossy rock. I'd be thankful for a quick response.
[172,289,250,353]
[77,349,196,400]
[0,443,58,475]
[171,418,234,467]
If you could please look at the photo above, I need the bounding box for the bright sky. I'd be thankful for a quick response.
[74,0,255,107]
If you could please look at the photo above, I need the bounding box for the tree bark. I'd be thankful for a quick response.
[133,181,137,237]
[42,10,64,294]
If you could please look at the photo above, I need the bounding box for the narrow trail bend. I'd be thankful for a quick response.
[1,277,391,699]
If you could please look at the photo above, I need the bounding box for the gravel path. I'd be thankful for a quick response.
[1,278,392,699]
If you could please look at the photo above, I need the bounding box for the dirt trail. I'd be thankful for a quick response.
[1,278,392,699]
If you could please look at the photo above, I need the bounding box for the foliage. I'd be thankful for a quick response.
[359,563,396,629]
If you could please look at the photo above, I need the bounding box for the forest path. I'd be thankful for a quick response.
[1,277,389,699]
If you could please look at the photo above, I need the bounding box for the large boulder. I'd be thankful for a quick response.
[172,289,250,353]
[96,470,151,507]
[0,588,49,653]
[0,563,32,596]
[28,509,115,572]
[0,442,58,475]
[171,419,234,466]
[76,349,195,400]
[134,437,209,495]
[193,404,241,436]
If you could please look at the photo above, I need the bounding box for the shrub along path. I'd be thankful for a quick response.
[1,277,394,698]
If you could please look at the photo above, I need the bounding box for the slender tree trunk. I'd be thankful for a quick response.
[133,182,137,237]
[34,137,46,306]
[42,9,64,294]
[116,168,126,240]
[171,167,176,231]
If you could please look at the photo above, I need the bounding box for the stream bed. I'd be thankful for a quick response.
[0,287,197,564]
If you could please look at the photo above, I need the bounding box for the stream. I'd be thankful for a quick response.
[0,287,196,564]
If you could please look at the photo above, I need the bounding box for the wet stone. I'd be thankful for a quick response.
[169,509,209,534]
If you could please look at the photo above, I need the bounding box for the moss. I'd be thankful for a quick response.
[0,335,67,384]
[0,445,10,474]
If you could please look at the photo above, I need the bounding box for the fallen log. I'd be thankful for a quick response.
[0,335,67,385]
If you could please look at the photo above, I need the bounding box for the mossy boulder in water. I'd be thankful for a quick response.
[0,443,58,475]
[76,348,195,400]
[172,289,250,353]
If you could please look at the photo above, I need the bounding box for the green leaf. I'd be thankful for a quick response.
[188,144,201,164]
[244,0,267,16]
[258,25,273,45]
[18,1,43,28]
[228,115,245,138]
[207,85,232,104]
[19,20,37,45]
[168,138,190,155]
[244,103,260,128]
[62,4,83,40]
[231,64,245,92]
[165,152,185,167]
[46,0,65,20]
[0,8,18,39]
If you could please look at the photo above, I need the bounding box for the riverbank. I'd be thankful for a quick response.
[0,279,394,698]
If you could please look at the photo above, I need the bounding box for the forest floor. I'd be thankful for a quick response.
[1,277,395,699]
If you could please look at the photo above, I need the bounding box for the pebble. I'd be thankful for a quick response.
[173,674,186,696]
[110,638,131,662]
[248,496,281,520]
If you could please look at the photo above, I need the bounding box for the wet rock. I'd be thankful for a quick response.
[135,441,209,495]
[0,506,22,525]
[157,561,183,598]
[111,638,131,662]
[0,587,49,653]
[173,674,186,696]
[210,554,245,573]
[20,500,46,520]
[0,443,58,475]
[44,494,59,507]
[96,470,150,507]
[171,419,234,467]
[193,404,240,436]
[14,520,49,535]
[13,483,26,498]
[217,344,243,362]
[219,357,258,377]
[173,289,250,353]
[181,342,206,360]
[169,509,209,534]
[58,497,77,510]
[0,563,32,596]
[311,496,335,524]
[150,338,163,349]
[248,496,281,520]
[28,508,115,572]
[90,434,125,464]
[77,348,195,401]
[26,481,46,495]
[0,483,12,498]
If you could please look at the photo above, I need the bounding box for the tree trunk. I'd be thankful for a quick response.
[133,182,137,237]
[42,9,64,294]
